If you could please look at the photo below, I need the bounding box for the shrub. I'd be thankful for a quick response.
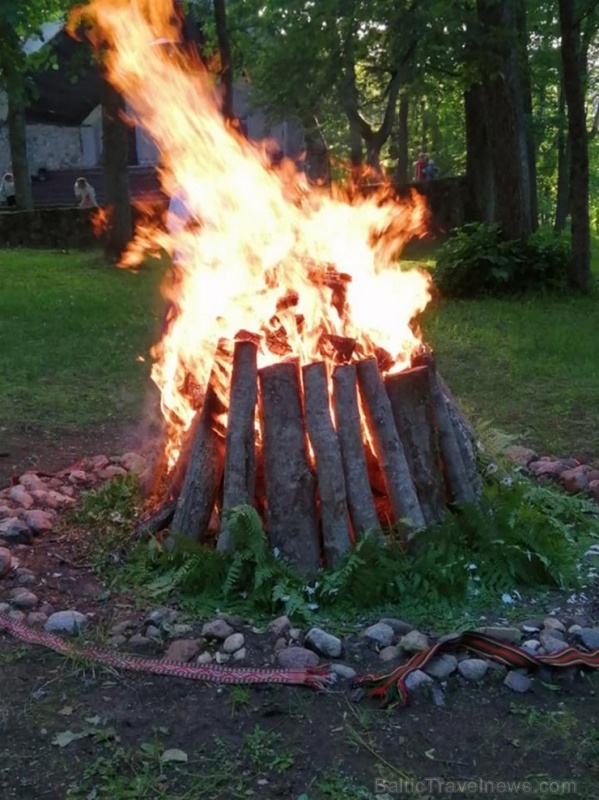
[433,223,571,298]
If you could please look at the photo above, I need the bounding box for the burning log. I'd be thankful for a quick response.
[331,364,381,537]
[259,360,320,575]
[170,373,226,543]
[385,366,447,526]
[356,358,426,535]
[132,499,177,541]
[303,362,351,568]
[217,340,258,553]
[426,357,479,506]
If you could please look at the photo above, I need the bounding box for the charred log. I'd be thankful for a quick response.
[132,499,177,541]
[303,362,351,568]
[385,366,447,526]
[259,360,320,575]
[331,364,381,537]
[218,340,258,553]
[356,357,426,535]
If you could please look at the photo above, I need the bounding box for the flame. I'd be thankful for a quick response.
[72,0,432,468]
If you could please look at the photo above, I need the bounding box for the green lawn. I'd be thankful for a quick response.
[0,246,597,457]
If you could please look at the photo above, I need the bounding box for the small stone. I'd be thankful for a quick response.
[109,635,127,647]
[233,647,247,661]
[223,633,245,654]
[458,658,489,681]
[268,615,291,636]
[9,588,38,610]
[404,670,433,693]
[26,612,48,627]
[288,628,302,641]
[0,546,12,577]
[399,630,429,653]
[15,568,36,586]
[379,645,403,662]
[110,620,137,636]
[504,670,532,693]
[19,473,45,492]
[276,646,319,669]
[529,460,562,478]
[146,607,178,628]
[430,683,446,708]
[423,654,458,680]
[521,639,541,653]
[164,639,199,662]
[0,602,10,613]
[577,628,599,651]
[146,625,162,639]
[363,622,395,648]
[274,637,287,652]
[23,510,54,535]
[476,626,521,644]
[8,610,26,624]
[98,466,128,480]
[201,619,234,641]
[45,610,88,634]
[215,651,230,664]
[378,618,414,635]
[88,455,110,471]
[197,651,213,665]
[39,602,55,616]
[520,619,543,634]
[129,633,153,649]
[305,627,343,658]
[539,633,568,654]
[0,506,18,520]
[0,518,32,545]
[169,623,193,637]
[543,617,566,633]
[9,486,34,509]
[216,612,245,629]
[504,446,537,466]
[561,469,588,494]
[120,452,148,476]
[568,624,582,636]
[68,470,88,485]
[331,663,357,681]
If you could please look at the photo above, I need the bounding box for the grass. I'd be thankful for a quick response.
[0,248,165,429]
[0,244,598,458]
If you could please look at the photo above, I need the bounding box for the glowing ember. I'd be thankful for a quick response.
[72,0,432,468]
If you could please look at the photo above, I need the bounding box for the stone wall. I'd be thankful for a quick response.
[0,123,87,178]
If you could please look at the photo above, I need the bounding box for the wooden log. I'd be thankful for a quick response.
[425,357,478,505]
[437,373,484,502]
[170,376,226,543]
[259,359,320,575]
[303,362,351,568]
[385,366,447,526]
[356,357,426,534]
[217,340,258,553]
[331,364,381,537]
[132,499,177,541]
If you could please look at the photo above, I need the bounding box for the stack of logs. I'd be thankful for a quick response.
[137,338,483,576]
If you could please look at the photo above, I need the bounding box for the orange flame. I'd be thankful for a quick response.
[72,0,432,468]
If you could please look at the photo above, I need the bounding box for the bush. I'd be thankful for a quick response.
[433,223,571,298]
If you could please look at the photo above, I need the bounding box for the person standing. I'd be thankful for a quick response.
[74,177,98,208]
[1,173,16,208]
[413,153,428,182]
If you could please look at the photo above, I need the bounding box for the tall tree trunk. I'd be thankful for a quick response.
[558,0,591,291]
[554,84,570,233]
[303,117,331,185]
[6,87,33,210]
[213,0,234,120]
[101,78,132,261]
[476,0,532,240]
[464,85,495,222]
[516,0,538,231]
[396,93,409,184]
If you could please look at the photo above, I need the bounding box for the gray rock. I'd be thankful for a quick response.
[109,635,127,647]
[276,646,319,669]
[288,628,302,641]
[128,633,153,649]
[457,658,489,682]
[8,610,26,623]
[222,633,245,654]
[476,626,521,644]
[232,647,247,661]
[399,630,429,653]
[504,446,537,466]
[169,623,193,637]
[23,510,54,535]
[164,639,199,662]
[274,637,287,652]
[423,654,458,680]
[378,618,414,635]
[430,683,446,708]
[539,633,568,654]
[15,568,35,586]
[543,617,566,633]
[145,607,178,628]
[25,611,47,628]
[504,670,532,693]
[45,610,88,634]
[0,546,12,577]
[578,628,599,651]
[379,645,403,662]
[0,602,11,614]
[9,588,38,610]
[0,518,32,544]
[268,615,291,636]
[404,670,433,693]
[521,639,541,653]
[331,663,357,681]
[568,624,583,636]
[201,619,234,641]
[110,620,136,636]
[18,473,45,492]
[520,619,543,634]
[9,486,34,509]
[146,625,162,639]
[305,627,343,658]
[120,452,148,476]
[197,651,213,664]
[215,651,230,664]
[363,622,395,648]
